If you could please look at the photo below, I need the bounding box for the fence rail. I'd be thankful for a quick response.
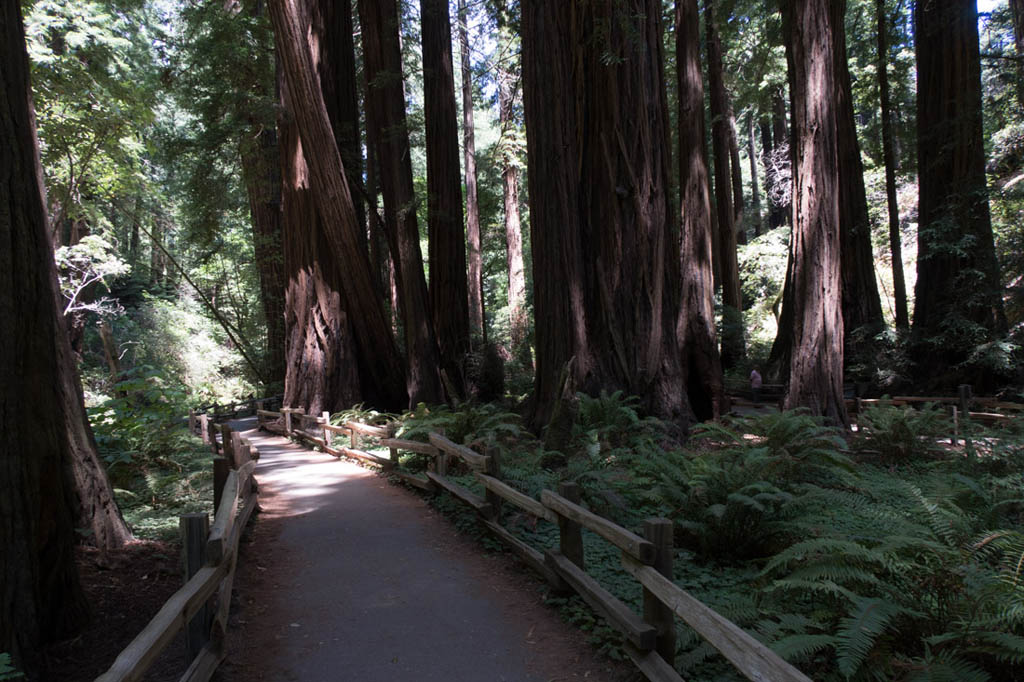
[94,415,261,682]
[313,421,812,682]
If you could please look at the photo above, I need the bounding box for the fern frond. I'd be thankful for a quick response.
[836,597,904,679]
[770,633,837,663]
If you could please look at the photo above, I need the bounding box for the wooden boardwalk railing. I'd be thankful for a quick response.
[268,408,812,682]
[94,418,260,682]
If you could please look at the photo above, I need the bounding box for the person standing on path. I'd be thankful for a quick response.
[750,367,762,403]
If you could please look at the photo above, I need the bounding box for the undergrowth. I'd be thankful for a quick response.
[360,395,1024,681]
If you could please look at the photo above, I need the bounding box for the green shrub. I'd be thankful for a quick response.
[854,401,949,463]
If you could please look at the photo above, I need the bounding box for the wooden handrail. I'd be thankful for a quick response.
[428,433,491,470]
[541,489,655,563]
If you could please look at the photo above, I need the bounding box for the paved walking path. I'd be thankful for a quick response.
[219,419,628,682]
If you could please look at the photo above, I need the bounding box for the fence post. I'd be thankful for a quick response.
[350,424,359,450]
[557,481,584,570]
[322,411,331,447]
[188,409,196,434]
[220,423,233,466]
[958,384,972,418]
[952,406,959,446]
[388,423,399,466]
[643,518,676,664]
[207,418,219,454]
[484,446,502,521]
[231,431,245,469]
[284,408,293,435]
[179,513,211,659]
[199,413,209,444]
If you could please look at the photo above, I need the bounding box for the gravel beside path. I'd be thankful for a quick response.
[219,419,634,682]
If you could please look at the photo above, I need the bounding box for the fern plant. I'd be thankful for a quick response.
[853,401,949,463]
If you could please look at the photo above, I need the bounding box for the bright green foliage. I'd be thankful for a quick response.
[54,234,129,316]
[26,0,160,230]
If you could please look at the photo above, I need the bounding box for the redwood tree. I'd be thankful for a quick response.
[278,0,363,415]
[913,0,1006,388]
[830,0,884,347]
[269,0,407,410]
[358,0,444,406]
[522,0,692,428]
[422,0,471,394]
[677,0,725,421]
[496,1,529,360]
[458,0,485,343]
[1,3,89,664]
[779,0,848,426]
[706,0,745,368]
[876,0,909,330]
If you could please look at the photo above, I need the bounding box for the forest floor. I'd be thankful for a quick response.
[35,541,189,681]
[215,420,636,682]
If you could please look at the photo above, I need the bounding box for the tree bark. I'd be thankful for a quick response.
[497,4,529,361]
[240,128,286,386]
[779,0,849,426]
[458,0,486,344]
[913,0,1007,389]
[522,0,692,429]
[677,0,725,421]
[269,0,407,410]
[278,0,362,415]
[705,0,745,368]
[1,4,90,665]
[876,0,909,330]
[358,0,444,406]
[747,114,763,238]
[831,0,884,351]
[422,0,471,396]
[728,109,745,244]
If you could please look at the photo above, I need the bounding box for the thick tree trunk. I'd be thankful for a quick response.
[278,0,362,415]
[876,0,909,330]
[779,0,849,426]
[497,7,529,361]
[458,0,486,344]
[240,128,286,386]
[677,0,725,421]
[358,0,444,406]
[831,0,884,352]
[269,0,407,410]
[422,0,471,396]
[522,0,692,429]
[747,114,763,238]
[913,0,1007,389]
[1,4,90,665]
[705,0,745,369]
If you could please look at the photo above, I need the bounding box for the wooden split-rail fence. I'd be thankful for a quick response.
[255,405,812,682]
[94,414,261,682]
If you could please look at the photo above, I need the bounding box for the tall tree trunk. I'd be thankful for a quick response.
[458,0,486,344]
[779,0,849,426]
[358,0,444,406]
[278,0,362,415]
[1010,0,1024,104]
[759,116,776,231]
[319,0,365,241]
[240,128,286,386]
[1,4,90,666]
[677,0,725,421]
[497,4,529,362]
[728,109,746,244]
[876,0,909,330]
[705,0,745,368]
[269,0,407,410]
[768,90,790,229]
[422,0,471,396]
[831,0,885,351]
[913,0,1007,389]
[522,0,692,429]
[747,114,763,238]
